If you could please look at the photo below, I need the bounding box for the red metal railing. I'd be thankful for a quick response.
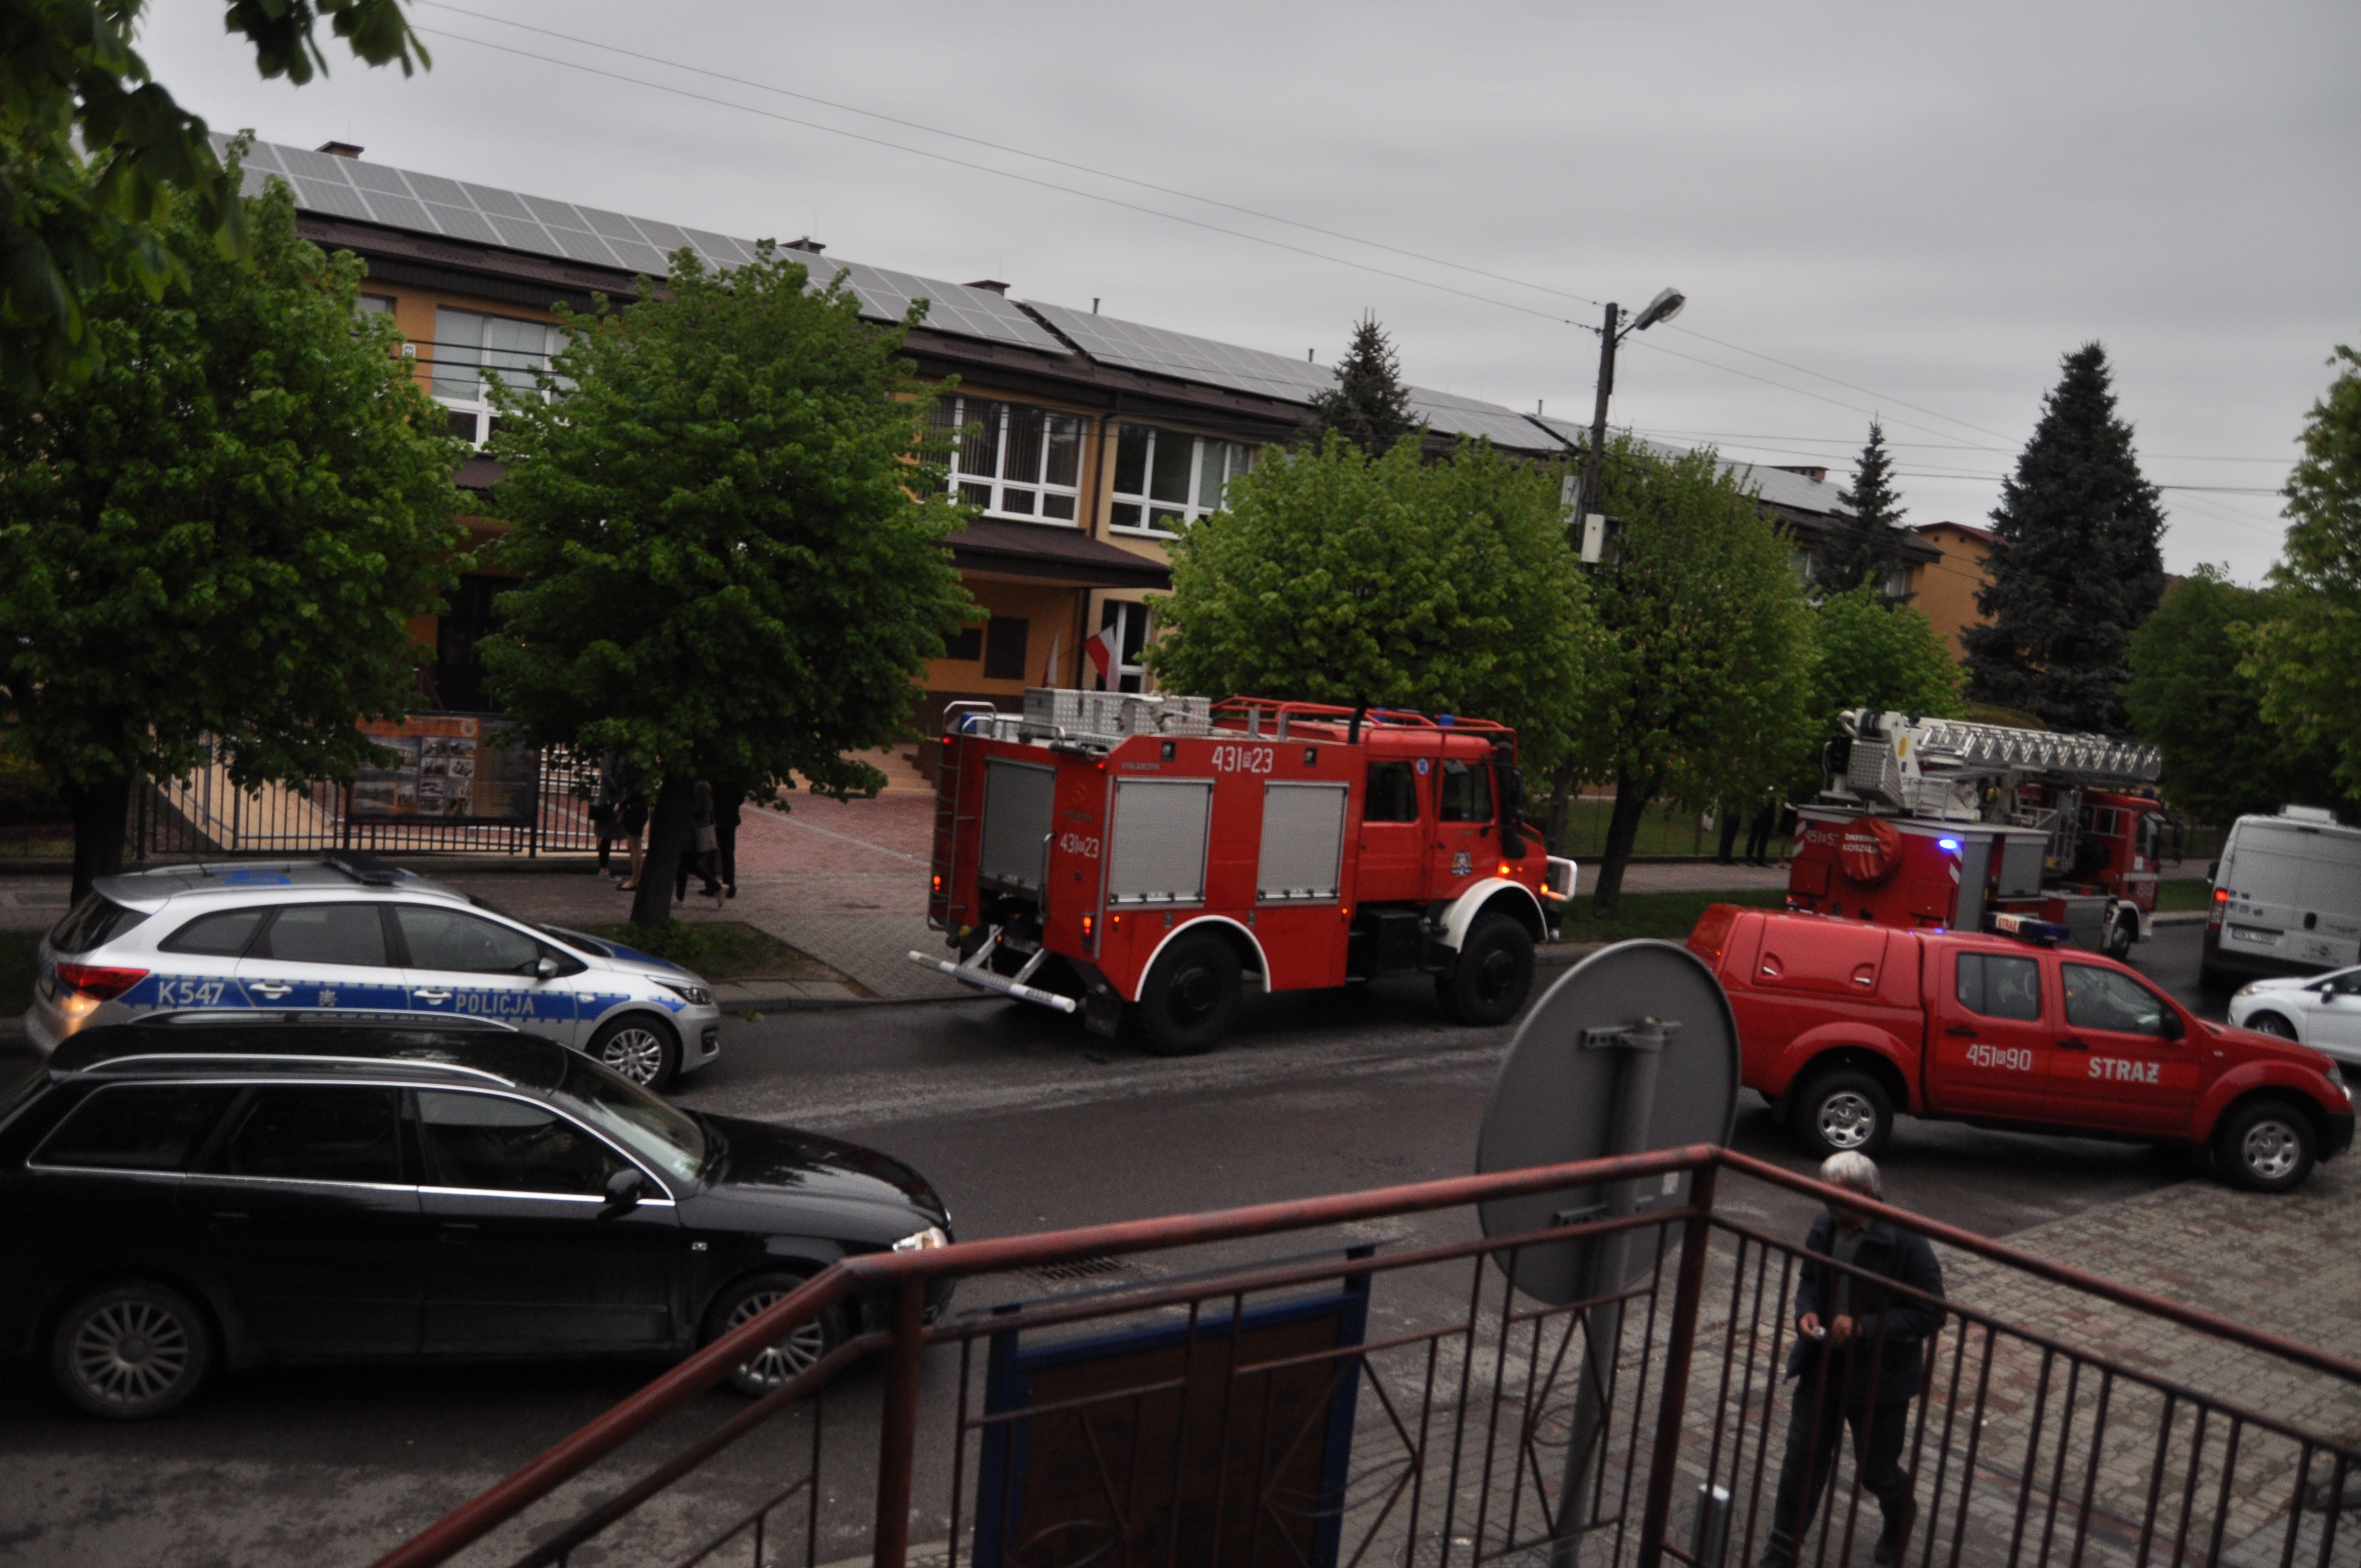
[370,1146,2359,1568]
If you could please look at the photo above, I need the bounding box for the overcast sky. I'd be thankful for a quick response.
[143,1,2358,581]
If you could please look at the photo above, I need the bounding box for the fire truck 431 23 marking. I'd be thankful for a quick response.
[1058,833,1100,858]
[1210,744,1276,774]
[2090,1058,2161,1084]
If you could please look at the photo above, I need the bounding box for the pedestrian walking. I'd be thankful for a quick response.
[1758,1153,1944,1568]
[614,766,650,891]
[591,752,623,873]
[712,783,745,899]
[674,779,724,905]
[1745,791,1782,866]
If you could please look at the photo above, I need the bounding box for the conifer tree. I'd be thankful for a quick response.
[1305,313,1422,455]
[1963,344,2166,733]
[1819,421,1908,596]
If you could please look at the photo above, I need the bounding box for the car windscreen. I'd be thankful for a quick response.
[49,893,150,955]
[557,1054,706,1184]
[536,924,614,959]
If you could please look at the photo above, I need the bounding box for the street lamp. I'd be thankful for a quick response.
[1576,286,1685,560]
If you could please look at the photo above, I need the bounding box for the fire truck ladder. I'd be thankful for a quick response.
[1872,713,2163,787]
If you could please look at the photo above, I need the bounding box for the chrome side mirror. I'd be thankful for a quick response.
[536,956,561,981]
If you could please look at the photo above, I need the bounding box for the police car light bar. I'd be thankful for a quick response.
[1984,911,2069,945]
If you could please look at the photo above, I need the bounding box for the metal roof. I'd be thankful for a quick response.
[227,137,1067,355]
[1024,300,1340,403]
[1528,416,1853,517]
[1406,386,1571,454]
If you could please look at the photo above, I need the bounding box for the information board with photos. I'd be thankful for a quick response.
[351,714,538,824]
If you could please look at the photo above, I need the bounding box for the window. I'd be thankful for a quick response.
[1955,952,2042,1022]
[35,1085,238,1172]
[1439,759,1493,823]
[357,293,396,318]
[932,396,1084,522]
[983,617,1030,682]
[431,307,567,447]
[1108,425,1253,534]
[396,907,541,975]
[418,1092,627,1196]
[2063,965,2172,1036]
[1094,600,1151,694]
[1365,762,1422,824]
[221,1087,402,1184]
[557,1056,706,1184]
[49,894,149,955]
[161,907,270,957]
[255,905,389,968]
[940,625,984,662]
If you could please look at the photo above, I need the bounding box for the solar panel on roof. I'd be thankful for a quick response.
[1026,300,1337,402]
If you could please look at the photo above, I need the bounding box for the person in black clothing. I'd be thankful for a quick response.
[1758,1153,1944,1568]
[712,783,744,898]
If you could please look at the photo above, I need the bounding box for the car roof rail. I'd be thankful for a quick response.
[86,1052,518,1086]
[323,851,406,886]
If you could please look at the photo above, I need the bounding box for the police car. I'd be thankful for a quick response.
[27,855,722,1090]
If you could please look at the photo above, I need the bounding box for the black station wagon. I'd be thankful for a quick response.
[0,1016,953,1418]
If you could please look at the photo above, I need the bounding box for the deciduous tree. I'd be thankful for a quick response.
[1147,435,1596,774]
[480,245,975,927]
[1963,344,2167,733]
[0,174,464,902]
[1569,435,1813,915]
[2,0,426,391]
[2243,346,2361,808]
[2126,567,2346,824]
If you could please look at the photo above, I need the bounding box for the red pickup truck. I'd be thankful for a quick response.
[1688,905,2355,1191]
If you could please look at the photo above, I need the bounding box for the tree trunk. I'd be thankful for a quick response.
[67,776,133,908]
[1590,768,1655,920]
[630,776,694,928]
[1546,759,1576,857]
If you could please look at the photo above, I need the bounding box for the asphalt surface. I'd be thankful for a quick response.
[0,923,2229,1566]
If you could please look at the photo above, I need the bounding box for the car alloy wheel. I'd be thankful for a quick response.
[1817,1091,1879,1150]
[588,1014,679,1090]
[2240,1118,2304,1183]
[2248,1012,2298,1039]
[52,1282,211,1419]
[724,1286,832,1388]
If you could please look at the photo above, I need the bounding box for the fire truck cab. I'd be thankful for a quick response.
[1788,709,2170,957]
[916,689,1575,1055]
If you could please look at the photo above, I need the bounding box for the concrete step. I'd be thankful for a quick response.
[846,748,935,796]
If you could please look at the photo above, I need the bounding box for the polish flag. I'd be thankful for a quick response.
[1084,624,1121,687]
[1042,629,1062,687]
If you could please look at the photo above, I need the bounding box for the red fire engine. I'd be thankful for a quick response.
[913,688,1576,1055]
[1787,709,2170,957]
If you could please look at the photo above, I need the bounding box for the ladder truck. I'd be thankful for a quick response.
[1786,708,2170,957]
[912,688,1577,1056]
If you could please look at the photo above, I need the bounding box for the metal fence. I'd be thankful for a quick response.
[125,747,601,862]
[367,1147,2357,1568]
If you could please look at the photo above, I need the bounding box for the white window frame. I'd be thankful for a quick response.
[430,307,567,448]
[1096,600,1153,694]
[1108,425,1253,536]
[934,396,1085,526]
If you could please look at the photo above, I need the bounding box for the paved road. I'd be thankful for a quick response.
[0,923,2231,1566]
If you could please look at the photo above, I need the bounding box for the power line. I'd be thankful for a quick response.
[415,0,1609,319]
[410,24,1595,330]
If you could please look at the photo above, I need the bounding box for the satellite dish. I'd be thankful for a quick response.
[1474,940,1739,1305]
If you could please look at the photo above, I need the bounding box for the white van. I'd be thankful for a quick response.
[2202,805,2361,987]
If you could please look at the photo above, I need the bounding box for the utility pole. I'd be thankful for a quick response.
[1581,300,1620,525]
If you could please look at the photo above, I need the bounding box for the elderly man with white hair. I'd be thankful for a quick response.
[1757,1152,1945,1568]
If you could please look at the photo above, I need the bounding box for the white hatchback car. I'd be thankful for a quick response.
[28,854,723,1090]
[2228,966,2361,1066]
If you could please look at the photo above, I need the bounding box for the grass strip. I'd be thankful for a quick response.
[577,921,824,982]
[1552,886,1789,946]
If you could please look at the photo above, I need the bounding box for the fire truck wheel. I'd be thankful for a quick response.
[1135,934,1242,1057]
[2213,1098,2316,1193]
[1437,914,1535,1027]
[2104,911,2136,960]
[1790,1068,1894,1159]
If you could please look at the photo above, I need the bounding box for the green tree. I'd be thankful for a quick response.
[1818,420,1908,596]
[1807,584,1966,729]
[2126,566,2347,823]
[2245,346,2361,806]
[1304,313,1421,455]
[1147,435,1596,771]
[1570,435,1814,915]
[3,0,425,391]
[0,173,464,901]
[480,244,975,927]
[1963,343,2167,733]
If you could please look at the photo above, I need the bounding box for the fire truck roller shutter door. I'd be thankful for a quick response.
[980,760,1058,894]
[1257,782,1347,902]
[1997,835,2046,900]
[1107,779,1214,905]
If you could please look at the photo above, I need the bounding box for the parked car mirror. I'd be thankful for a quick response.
[603,1166,646,1210]
[536,956,562,981]
[2160,1009,2185,1042]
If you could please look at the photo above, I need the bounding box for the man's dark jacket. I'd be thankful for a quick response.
[1786,1213,1945,1407]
